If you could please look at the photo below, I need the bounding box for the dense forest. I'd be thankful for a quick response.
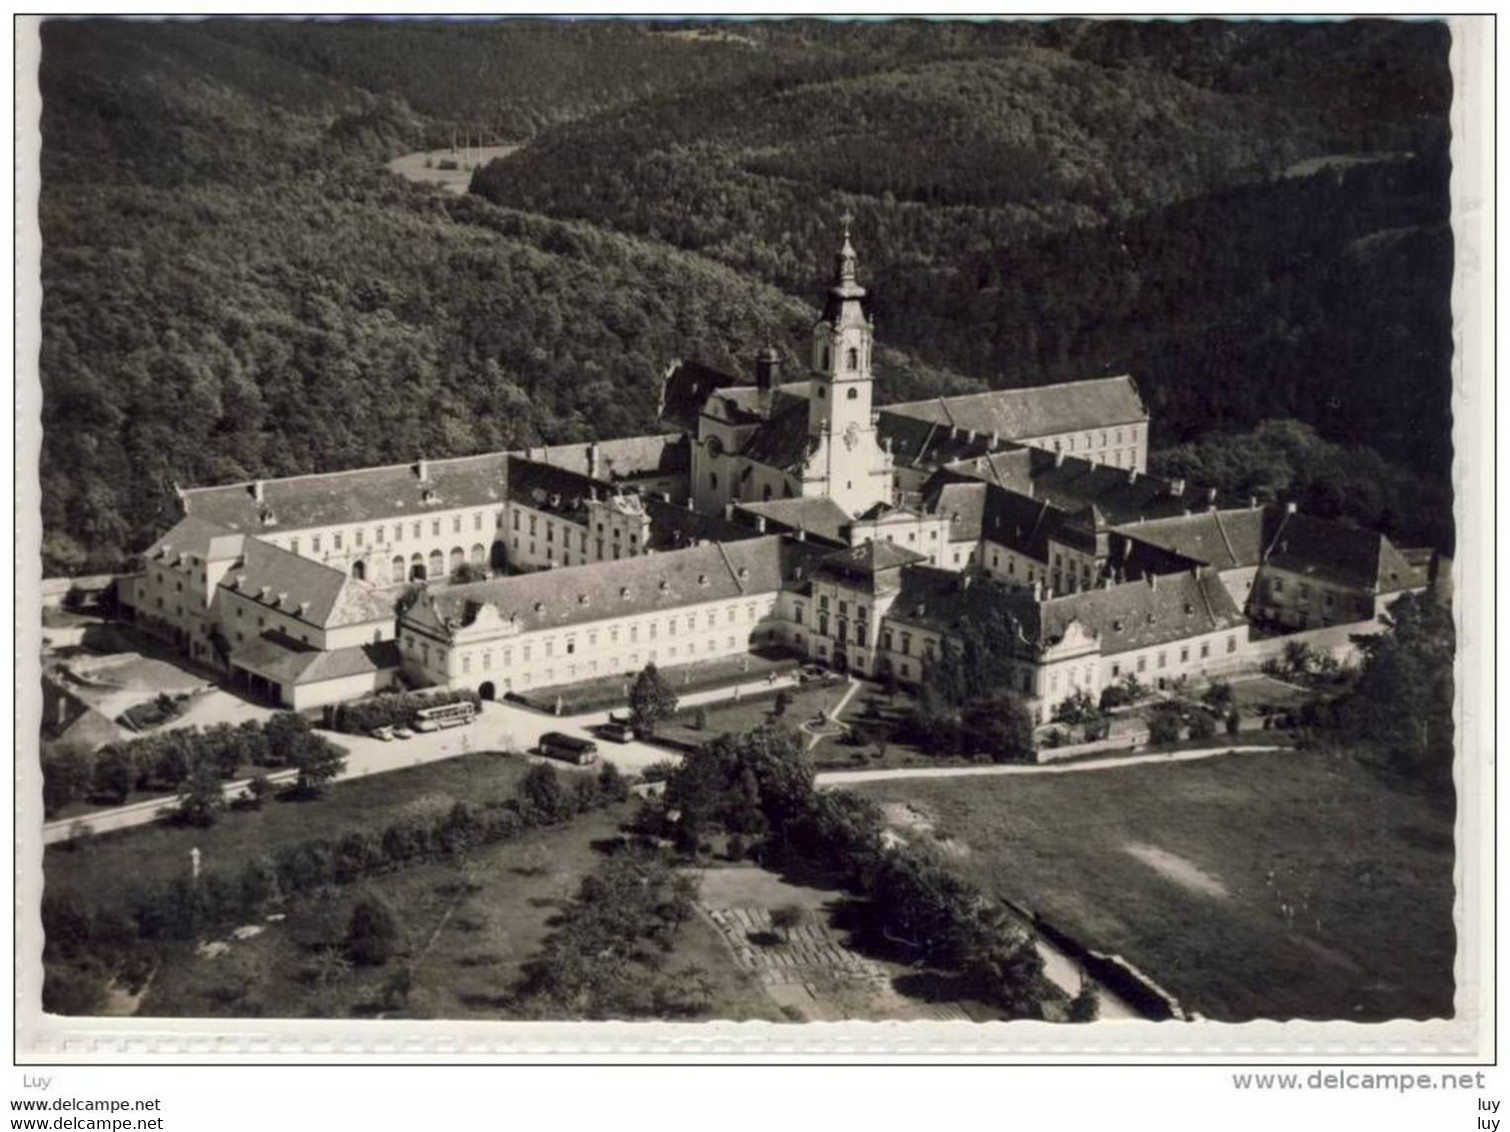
[34,18,1454,573]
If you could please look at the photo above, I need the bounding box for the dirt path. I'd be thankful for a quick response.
[815,745,1290,788]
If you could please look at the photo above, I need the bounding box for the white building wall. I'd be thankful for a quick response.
[262,504,506,582]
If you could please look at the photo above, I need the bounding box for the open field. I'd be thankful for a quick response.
[853,746,1455,1021]
[137,800,777,1021]
[386,145,521,194]
[45,753,549,909]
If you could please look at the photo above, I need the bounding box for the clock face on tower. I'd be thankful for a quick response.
[843,421,860,450]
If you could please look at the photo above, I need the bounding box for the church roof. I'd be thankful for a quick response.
[660,360,744,431]
[181,452,511,535]
[739,399,815,472]
[883,376,1147,442]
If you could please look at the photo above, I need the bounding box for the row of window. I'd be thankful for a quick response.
[289,511,504,558]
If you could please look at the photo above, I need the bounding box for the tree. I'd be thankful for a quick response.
[91,744,133,805]
[628,662,678,737]
[175,757,225,827]
[42,744,93,818]
[517,762,572,823]
[345,894,403,967]
[290,733,346,798]
[1188,710,1218,742]
[770,903,808,943]
[961,695,1035,763]
[1146,706,1184,747]
[772,689,793,718]
[1201,680,1234,710]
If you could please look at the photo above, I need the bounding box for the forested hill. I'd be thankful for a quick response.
[35,18,1453,574]
[36,19,977,574]
[471,19,1452,478]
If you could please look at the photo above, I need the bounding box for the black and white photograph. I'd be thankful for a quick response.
[14,12,1490,1070]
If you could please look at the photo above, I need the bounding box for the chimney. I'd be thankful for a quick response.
[686,496,695,511]
[1284,501,1298,514]
[755,515,767,533]
[1054,449,1065,468]
[1127,467,1138,484]
[587,442,601,481]
[1147,573,1158,590]
[966,429,976,445]
[659,490,671,502]
[251,480,264,502]
[724,502,735,520]
[795,528,807,542]
[1207,486,1219,508]
[259,585,271,601]
[417,458,429,483]
[960,574,972,591]
[989,429,999,448]
[1169,478,1185,497]
[1249,495,1259,509]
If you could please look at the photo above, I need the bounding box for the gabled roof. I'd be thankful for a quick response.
[877,412,1006,470]
[1114,508,1271,571]
[921,480,990,543]
[814,539,927,583]
[735,497,853,546]
[230,631,402,686]
[217,538,389,630]
[410,536,817,639]
[181,452,510,535]
[1037,569,1246,656]
[528,434,690,480]
[506,455,607,523]
[644,496,765,552]
[143,515,246,566]
[882,375,1148,441]
[1263,509,1423,593]
[660,359,743,431]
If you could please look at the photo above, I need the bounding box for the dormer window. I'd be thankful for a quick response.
[619,587,631,600]
[697,574,709,586]
[659,580,669,592]
[533,602,544,614]
[577,594,589,605]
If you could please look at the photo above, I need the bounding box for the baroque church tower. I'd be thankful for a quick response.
[801,218,893,516]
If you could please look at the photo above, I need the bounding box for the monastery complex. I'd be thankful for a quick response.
[119,229,1430,719]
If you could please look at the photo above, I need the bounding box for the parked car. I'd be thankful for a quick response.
[597,720,634,743]
[798,664,827,684]
[369,725,395,742]
[539,732,599,765]
[392,726,415,740]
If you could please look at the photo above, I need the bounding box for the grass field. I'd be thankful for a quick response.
[45,753,547,909]
[853,747,1455,1022]
[656,682,848,751]
[135,801,779,1021]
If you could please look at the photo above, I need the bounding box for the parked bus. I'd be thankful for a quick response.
[538,731,599,765]
[413,701,477,732]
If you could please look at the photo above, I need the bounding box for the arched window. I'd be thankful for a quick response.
[411,553,427,581]
[762,484,773,501]
[350,559,366,581]
[821,346,830,370]
[816,386,826,399]
[470,543,486,565]
[390,556,405,584]
[450,547,465,573]
[847,387,858,400]
[428,550,444,578]
[846,347,858,371]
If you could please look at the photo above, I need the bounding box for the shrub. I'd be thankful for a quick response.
[334,830,382,883]
[1188,710,1218,742]
[331,689,480,736]
[1226,710,1241,736]
[1146,707,1184,747]
[345,895,403,967]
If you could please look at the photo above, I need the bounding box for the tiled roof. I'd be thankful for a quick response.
[878,412,1010,470]
[412,535,812,638]
[142,515,246,565]
[217,538,389,630]
[527,434,691,480]
[181,453,510,535]
[1037,569,1246,656]
[1263,510,1422,593]
[734,497,853,545]
[230,631,401,686]
[883,375,1147,441]
[507,456,607,523]
[815,539,927,582]
[921,480,990,542]
[1113,508,1270,571]
[644,496,764,552]
[660,359,743,431]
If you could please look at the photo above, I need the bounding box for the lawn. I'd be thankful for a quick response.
[45,753,546,909]
[135,801,780,1021]
[513,649,798,714]
[853,747,1455,1022]
[655,680,850,751]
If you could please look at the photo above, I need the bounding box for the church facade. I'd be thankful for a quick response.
[116,226,1431,719]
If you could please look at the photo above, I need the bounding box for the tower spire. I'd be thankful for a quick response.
[834,210,859,287]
